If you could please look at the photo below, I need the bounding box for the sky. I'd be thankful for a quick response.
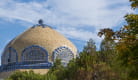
[0,0,135,64]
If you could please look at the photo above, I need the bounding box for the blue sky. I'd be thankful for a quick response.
[0,0,135,64]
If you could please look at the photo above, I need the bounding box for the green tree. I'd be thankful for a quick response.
[115,14,138,79]
[114,2,138,79]
[83,39,98,63]
[98,28,116,65]
[83,38,96,55]
[99,39,116,65]
[63,38,120,80]
[48,59,66,80]
[97,1,138,79]
[65,52,120,80]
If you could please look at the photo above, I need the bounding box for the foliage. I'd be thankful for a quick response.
[130,0,138,9]
[83,39,98,63]
[6,70,44,80]
[98,28,115,41]
[115,14,138,79]
[48,59,65,80]
[97,14,138,79]
[97,2,138,79]
[99,40,116,65]
[98,28,116,65]
[83,38,96,55]
[65,52,121,80]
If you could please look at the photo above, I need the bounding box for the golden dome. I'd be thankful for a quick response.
[6,26,77,62]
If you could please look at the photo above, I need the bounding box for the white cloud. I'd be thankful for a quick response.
[47,0,133,27]
[0,0,133,47]
[57,27,101,42]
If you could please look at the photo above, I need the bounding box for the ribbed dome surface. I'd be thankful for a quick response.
[7,26,77,62]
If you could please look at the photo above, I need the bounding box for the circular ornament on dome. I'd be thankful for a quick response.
[53,46,74,66]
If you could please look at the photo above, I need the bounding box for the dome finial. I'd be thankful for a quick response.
[32,19,51,28]
[38,19,43,25]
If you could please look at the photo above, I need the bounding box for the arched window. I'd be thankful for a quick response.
[2,47,18,65]
[53,46,74,66]
[21,45,48,62]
